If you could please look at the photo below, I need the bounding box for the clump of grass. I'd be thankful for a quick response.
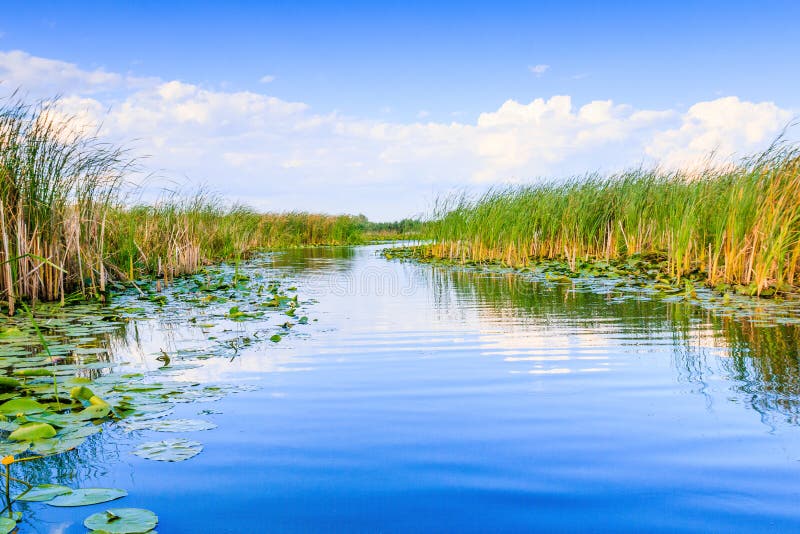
[106,192,369,282]
[361,217,424,242]
[0,91,421,311]
[423,143,800,296]
[106,189,260,280]
[259,212,364,248]
[0,95,131,312]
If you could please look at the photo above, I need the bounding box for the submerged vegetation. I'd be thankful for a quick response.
[415,144,800,298]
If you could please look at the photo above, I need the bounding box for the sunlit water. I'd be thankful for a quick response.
[20,245,800,532]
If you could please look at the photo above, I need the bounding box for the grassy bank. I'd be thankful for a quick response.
[420,145,800,297]
[106,197,365,282]
[0,97,394,313]
[360,218,424,242]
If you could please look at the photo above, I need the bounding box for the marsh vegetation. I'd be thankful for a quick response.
[0,96,399,315]
[1,91,800,532]
[415,144,800,298]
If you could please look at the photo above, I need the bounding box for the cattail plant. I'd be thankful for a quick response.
[424,143,800,295]
[0,95,131,313]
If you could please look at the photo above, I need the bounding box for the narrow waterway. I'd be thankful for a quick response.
[19,245,800,533]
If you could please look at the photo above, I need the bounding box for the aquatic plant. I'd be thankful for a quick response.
[422,143,800,296]
[0,253,309,529]
[0,92,409,311]
[0,95,130,312]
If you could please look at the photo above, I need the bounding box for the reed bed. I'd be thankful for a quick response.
[361,218,424,242]
[424,145,800,296]
[0,96,129,312]
[107,197,366,281]
[0,95,376,313]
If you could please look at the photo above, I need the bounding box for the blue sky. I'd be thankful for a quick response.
[1,1,798,219]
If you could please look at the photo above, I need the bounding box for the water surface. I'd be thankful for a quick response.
[19,245,800,533]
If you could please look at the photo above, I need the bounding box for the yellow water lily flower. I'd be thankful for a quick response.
[1,455,14,466]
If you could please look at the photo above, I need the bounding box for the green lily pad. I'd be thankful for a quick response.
[0,441,31,456]
[75,403,112,420]
[0,378,21,391]
[48,487,128,507]
[84,507,158,533]
[30,436,86,456]
[124,418,216,433]
[0,517,15,534]
[132,438,203,462]
[16,483,73,502]
[270,334,282,343]
[58,425,102,440]
[9,422,57,441]
[25,411,81,428]
[70,385,97,401]
[0,327,24,339]
[0,421,19,433]
[166,388,224,403]
[0,398,47,415]
[127,402,174,415]
[13,368,54,377]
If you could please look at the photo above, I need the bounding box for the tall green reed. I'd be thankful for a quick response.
[0,95,131,312]
[425,144,800,295]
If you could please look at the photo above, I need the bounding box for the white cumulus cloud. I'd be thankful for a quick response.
[0,49,795,219]
[646,96,794,168]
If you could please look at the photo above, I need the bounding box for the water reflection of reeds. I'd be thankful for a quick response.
[429,266,800,425]
[270,246,357,274]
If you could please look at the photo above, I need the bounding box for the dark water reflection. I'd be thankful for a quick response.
[17,245,800,533]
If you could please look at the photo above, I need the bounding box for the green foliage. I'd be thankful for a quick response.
[106,193,371,281]
[15,484,72,502]
[0,92,411,311]
[0,95,130,310]
[83,507,158,533]
[8,423,56,442]
[423,144,800,296]
[47,488,128,507]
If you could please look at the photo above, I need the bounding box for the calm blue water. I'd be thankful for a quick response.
[19,245,800,532]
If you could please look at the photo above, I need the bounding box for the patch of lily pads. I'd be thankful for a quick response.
[0,254,314,530]
[383,245,800,324]
[9,483,157,533]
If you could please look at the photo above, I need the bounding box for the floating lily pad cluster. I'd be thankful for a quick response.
[110,258,311,352]
[7,484,157,533]
[0,253,314,530]
[384,246,800,324]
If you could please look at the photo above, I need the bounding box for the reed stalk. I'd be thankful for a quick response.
[424,144,800,295]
